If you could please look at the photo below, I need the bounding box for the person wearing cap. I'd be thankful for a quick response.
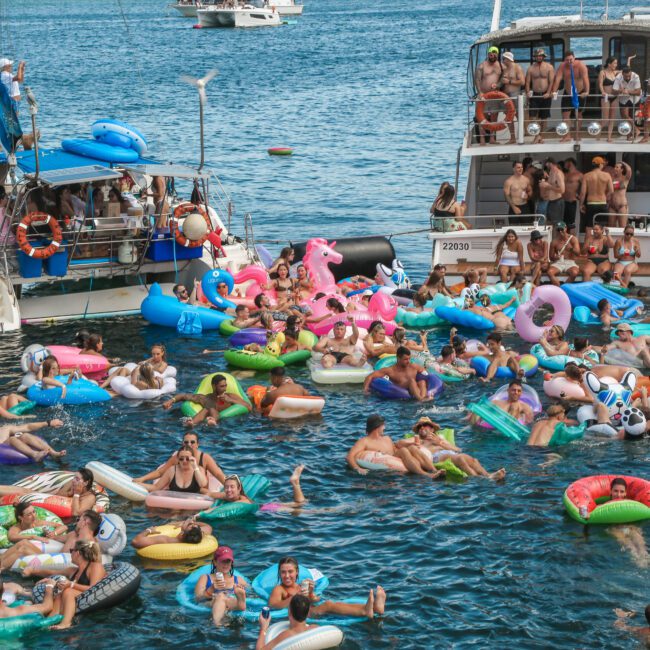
[527,229,550,285]
[500,51,525,144]
[475,46,503,144]
[525,49,555,143]
[602,323,650,368]
[503,161,533,225]
[195,545,248,627]
[561,158,583,230]
[346,413,444,477]
[406,417,505,479]
[548,221,580,285]
[551,50,590,142]
[579,157,614,233]
[0,57,24,104]
[312,315,367,368]
[613,66,642,140]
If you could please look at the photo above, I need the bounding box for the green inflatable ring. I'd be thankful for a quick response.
[278,349,312,366]
[198,474,270,522]
[181,372,251,419]
[224,349,284,371]
[0,505,63,528]
[219,319,241,336]
[0,613,63,638]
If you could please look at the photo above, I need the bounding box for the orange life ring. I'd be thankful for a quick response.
[170,202,211,248]
[16,212,63,259]
[475,91,516,132]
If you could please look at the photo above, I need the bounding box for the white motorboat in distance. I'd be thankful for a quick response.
[172,0,302,17]
[265,0,303,16]
[197,3,281,27]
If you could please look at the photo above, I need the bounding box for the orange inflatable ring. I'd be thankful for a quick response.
[171,202,211,248]
[16,212,63,259]
[475,91,516,132]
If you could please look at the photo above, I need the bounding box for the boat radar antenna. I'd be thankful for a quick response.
[180,69,219,172]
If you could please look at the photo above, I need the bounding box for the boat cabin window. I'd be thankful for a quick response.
[610,36,648,83]
[499,40,564,71]
[622,153,650,192]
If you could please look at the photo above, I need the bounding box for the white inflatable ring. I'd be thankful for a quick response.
[514,285,572,343]
[265,621,344,650]
[85,461,148,502]
[108,363,177,400]
[268,395,325,419]
[91,119,148,155]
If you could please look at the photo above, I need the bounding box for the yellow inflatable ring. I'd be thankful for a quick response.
[135,524,218,561]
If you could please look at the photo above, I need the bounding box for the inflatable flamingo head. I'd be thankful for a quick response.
[303,238,342,292]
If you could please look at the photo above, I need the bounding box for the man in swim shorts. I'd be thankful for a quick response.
[490,380,535,423]
[346,414,444,478]
[503,161,533,226]
[548,222,580,285]
[260,367,311,410]
[525,49,555,144]
[362,347,433,401]
[579,157,613,233]
[313,317,367,368]
[0,419,66,462]
[163,374,252,427]
[550,50,590,142]
[603,323,650,369]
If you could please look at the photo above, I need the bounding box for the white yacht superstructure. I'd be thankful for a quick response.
[197,3,281,27]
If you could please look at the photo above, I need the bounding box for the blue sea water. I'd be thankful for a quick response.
[0,0,649,648]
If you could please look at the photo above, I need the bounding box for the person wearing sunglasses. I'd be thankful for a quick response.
[204,474,253,504]
[172,282,198,305]
[194,545,248,627]
[142,446,208,494]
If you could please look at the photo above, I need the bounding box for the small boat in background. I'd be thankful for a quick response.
[197,3,281,28]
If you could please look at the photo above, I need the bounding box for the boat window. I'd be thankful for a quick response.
[499,40,564,72]
[622,153,650,192]
[467,43,488,97]
[610,37,647,82]
[568,37,603,65]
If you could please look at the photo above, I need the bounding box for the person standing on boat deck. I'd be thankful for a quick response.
[539,158,565,226]
[548,221,580,285]
[551,51,590,142]
[599,57,619,142]
[503,161,532,225]
[561,158,582,231]
[0,57,35,150]
[475,46,503,144]
[608,160,632,228]
[525,49,555,144]
[613,66,642,140]
[579,156,613,233]
[500,52,524,144]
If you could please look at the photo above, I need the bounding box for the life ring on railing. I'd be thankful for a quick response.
[16,212,63,259]
[170,203,211,248]
[475,91,516,132]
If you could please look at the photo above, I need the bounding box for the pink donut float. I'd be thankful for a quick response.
[514,285,572,343]
[47,345,110,374]
[543,376,587,400]
[145,490,214,511]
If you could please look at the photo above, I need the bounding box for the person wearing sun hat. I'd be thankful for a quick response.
[579,156,614,233]
[194,544,248,627]
[605,322,650,369]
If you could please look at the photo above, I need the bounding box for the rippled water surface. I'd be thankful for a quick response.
[1,0,649,648]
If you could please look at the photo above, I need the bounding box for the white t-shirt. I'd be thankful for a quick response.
[0,70,13,98]
[613,72,641,105]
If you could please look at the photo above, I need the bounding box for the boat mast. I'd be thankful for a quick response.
[490,0,502,32]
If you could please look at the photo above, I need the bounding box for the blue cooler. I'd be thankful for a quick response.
[17,249,43,278]
[44,241,69,276]
[145,232,203,262]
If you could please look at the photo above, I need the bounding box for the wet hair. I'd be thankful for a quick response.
[289,594,311,622]
[611,477,627,490]
[396,345,411,358]
[597,298,609,312]
[74,329,90,348]
[211,374,227,388]
[368,320,384,335]
[180,524,203,544]
[78,468,94,492]
[183,430,200,442]
[41,356,60,377]
[253,293,266,308]
[412,293,427,308]
[151,343,167,360]
[74,540,101,563]
[177,446,194,461]
[486,332,502,344]
[270,366,286,377]
[573,337,588,352]
[440,345,454,358]
[80,509,102,535]
[393,327,406,343]
[325,298,345,313]
[564,363,583,381]
[277,556,299,583]
[235,304,247,314]
[139,363,158,389]
[547,404,565,417]
[14,501,32,521]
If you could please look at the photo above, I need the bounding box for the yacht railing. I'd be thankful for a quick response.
[593,212,650,230]
[430,213,547,232]
[465,93,646,147]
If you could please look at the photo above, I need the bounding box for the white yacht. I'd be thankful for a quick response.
[173,0,302,17]
[265,0,303,16]
[429,2,650,284]
[197,3,281,28]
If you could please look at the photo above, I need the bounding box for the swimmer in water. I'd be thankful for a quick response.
[527,403,579,446]
[475,333,523,383]
[614,605,650,640]
[0,418,66,461]
[485,379,534,424]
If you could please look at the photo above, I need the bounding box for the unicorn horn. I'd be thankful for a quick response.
[330,241,337,247]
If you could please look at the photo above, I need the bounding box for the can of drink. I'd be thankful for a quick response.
[215,572,224,582]
[262,606,270,620]
[579,506,588,519]
[301,579,310,595]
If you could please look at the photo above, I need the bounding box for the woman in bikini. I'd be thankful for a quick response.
[613,225,641,288]
[270,263,294,309]
[195,545,248,627]
[609,161,632,228]
[143,447,208,494]
[582,223,614,281]
[599,56,618,142]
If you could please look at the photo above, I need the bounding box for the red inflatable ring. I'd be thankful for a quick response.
[475,91,516,132]
[16,212,63,259]
[170,202,211,248]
